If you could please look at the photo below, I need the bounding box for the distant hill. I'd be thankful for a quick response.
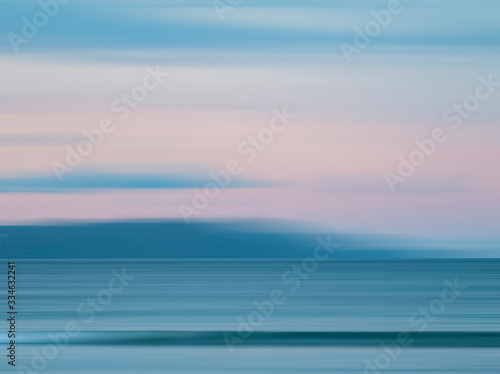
[0,220,498,259]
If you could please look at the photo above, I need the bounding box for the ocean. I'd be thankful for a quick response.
[4,259,499,373]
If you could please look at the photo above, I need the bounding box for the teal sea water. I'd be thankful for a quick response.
[3,259,500,373]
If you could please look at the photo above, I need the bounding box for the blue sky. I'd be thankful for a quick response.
[0,0,499,241]
[2,0,500,56]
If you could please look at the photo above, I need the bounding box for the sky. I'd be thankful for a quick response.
[0,0,499,240]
